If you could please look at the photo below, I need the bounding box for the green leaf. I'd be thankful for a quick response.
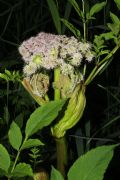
[107,23,119,35]
[114,0,120,10]
[90,2,106,17]
[21,139,44,150]
[50,166,64,180]
[14,113,24,128]
[68,144,118,180]
[0,144,10,172]
[5,69,11,77]
[25,100,66,137]
[100,32,115,41]
[99,50,110,56]
[61,19,81,38]
[69,0,82,17]
[93,35,104,47]
[0,73,8,81]
[110,12,120,25]
[0,168,6,177]
[62,2,72,34]
[46,0,61,34]
[12,163,33,177]
[8,121,22,150]
[84,0,90,14]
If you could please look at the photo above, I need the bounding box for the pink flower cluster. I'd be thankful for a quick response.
[19,32,94,77]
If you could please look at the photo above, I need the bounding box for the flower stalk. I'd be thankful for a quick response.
[55,137,68,178]
[54,68,61,100]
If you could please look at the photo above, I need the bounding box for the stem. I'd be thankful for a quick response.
[82,0,87,42]
[54,68,68,177]
[11,150,20,173]
[84,65,98,85]
[83,63,87,77]
[99,45,119,66]
[11,137,28,173]
[45,94,49,101]
[7,81,9,108]
[82,0,88,77]
[6,81,9,124]
[54,68,61,100]
[85,44,120,85]
[55,137,68,178]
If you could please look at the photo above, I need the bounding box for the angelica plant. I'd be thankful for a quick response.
[0,0,120,180]
[19,32,94,136]
[18,32,95,177]
[18,28,120,176]
[18,0,120,178]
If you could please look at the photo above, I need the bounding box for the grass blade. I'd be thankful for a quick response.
[46,0,61,34]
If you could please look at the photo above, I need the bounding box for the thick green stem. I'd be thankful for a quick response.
[55,137,68,178]
[54,68,61,100]
[54,68,68,177]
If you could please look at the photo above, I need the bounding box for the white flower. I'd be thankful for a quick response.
[59,59,74,75]
[79,42,92,54]
[85,51,94,62]
[23,62,38,76]
[70,52,83,66]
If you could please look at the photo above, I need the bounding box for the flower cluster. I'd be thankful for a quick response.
[19,32,94,97]
[19,32,94,75]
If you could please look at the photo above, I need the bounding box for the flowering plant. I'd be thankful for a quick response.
[0,0,120,179]
[19,32,95,139]
[17,0,120,177]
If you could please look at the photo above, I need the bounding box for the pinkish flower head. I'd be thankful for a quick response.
[19,32,94,76]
